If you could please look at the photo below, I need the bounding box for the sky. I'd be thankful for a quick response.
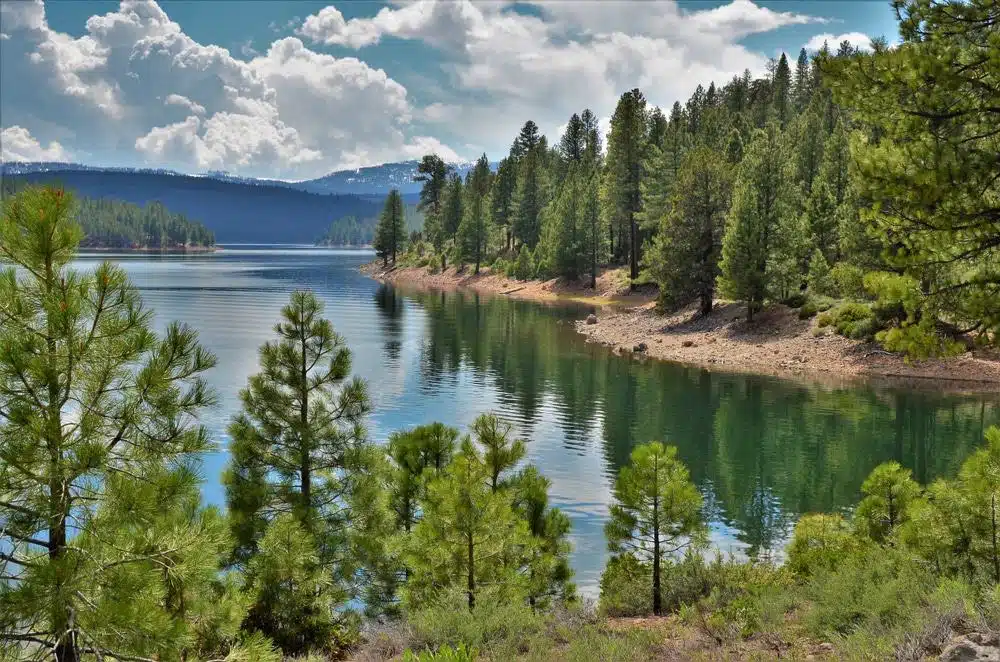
[0,0,899,181]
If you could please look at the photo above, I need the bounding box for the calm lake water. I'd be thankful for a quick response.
[73,246,1000,595]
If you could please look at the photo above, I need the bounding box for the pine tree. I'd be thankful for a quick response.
[404,449,534,610]
[718,126,791,320]
[826,0,1000,351]
[437,174,465,270]
[511,466,575,607]
[580,108,603,163]
[415,155,452,256]
[374,189,405,266]
[511,120,541,160]
[604,442,704,616]
[559,113,586,165]
[387,423,460,533]
[772,52,793,127]
[579,164,604,289]
[0,186,235,660]
[512,145,545,249]
[806,247,835,296]
[644,146,732,314]
[457,154,493,273]
[489,158,517,254]
[223,291,371,648]
[604,89,648,284]
[792,47,813,112]
[538,163,582,280]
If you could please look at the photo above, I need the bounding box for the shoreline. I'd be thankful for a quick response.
[363,262,1000,393]
[78,245,218,254]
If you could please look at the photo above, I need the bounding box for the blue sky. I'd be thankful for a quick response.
[0,0,899,180]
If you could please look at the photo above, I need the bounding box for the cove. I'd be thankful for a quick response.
[73,246,1000,595]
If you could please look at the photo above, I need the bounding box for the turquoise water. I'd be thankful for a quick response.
[72,246,1000,594]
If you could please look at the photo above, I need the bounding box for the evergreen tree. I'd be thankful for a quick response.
[558,113,586,165]
[0,186,235,660]
[644,146,732,314]
[223,291,371,648]
[538,164,582,280]
[489,157,517,253]
[415,155,452,256]
[718,126,791,320]
[826,0,1000,353]
[438,174,465,270]
[772,52,793,127]
[512,145,545,249]
[511,466,575,607]
[404,449,534,610]
[470,413,527,492]
[580,108,603,163]
[579,165,604,289]
[511,120,541,160]
[604,89,648,284]
[387,423,460,533]
[807,247,835,296]
[605,442,704,616]
[457,154,493,273]
[374,189,405,266]
[792,47,813,112]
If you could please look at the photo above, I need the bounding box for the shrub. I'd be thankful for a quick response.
[511,247,535,281]
[786,513,857,576]
[406,588,544,659]
[817,302,878,340]
[492,258,512,277]
[402,644,478,662]
[798,295,835,319]
[805,546,935,640]
[598,554,652,617]
[829,263,867,300]
[782,292,808,309]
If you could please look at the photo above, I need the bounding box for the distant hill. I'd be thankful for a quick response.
[295,160,500,196]
[1,165,382,244]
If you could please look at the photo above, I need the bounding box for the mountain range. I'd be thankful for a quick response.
[0,159,497,244]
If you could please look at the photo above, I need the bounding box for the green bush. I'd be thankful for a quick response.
[403,643,478,661]
[798,295,834,319]
[406,588,544,659]
[492,257,512,277]
[511,247,535,281]
[786,513,857,576]
[598,554,652,617]
[829,263,867,300]
[805,546,935,640]
[782,292,808,309]
[816,302,878,340]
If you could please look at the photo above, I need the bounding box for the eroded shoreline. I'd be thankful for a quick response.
[363,262,1000,392]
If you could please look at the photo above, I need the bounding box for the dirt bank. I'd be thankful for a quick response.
[363,262,1000,391]
[361,262,656,307]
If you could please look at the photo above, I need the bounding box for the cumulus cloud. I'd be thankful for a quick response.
[804,32,873,52]
[297,0,826,158]
[1,125,71,162]
[0,0,461,177]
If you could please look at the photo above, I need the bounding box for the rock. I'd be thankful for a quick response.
[633,342,648,353]
[682,340,695,348]
[940,636,1000,662]
[585,313,598,325]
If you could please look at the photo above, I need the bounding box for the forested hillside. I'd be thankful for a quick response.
[0,178,214,249]
[379,7,998,360]
[5,169,382,243]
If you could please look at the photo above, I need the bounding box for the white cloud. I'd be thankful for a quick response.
[0,0,462,177]
[164,93,206,115]
[297,0,824,157]
[1,125,71,162]
[804,32,872,52]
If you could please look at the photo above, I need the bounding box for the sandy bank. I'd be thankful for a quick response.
[363,262,1000,391]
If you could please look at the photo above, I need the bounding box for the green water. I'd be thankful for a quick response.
[73,247,1000,594]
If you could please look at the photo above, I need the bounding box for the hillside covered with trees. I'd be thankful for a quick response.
[374,0,999,361]
[1,178,214,249]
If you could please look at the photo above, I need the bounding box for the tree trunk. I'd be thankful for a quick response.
[992,492,999,584]
[700,292,712,316]
[299,317,311,527]
[652,494,661,616]
[629,212,638,291]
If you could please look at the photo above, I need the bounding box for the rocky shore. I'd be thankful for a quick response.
[364,262,1000,391]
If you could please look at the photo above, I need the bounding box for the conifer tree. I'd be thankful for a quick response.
[645,146,732,314]
[223,291,372,648]
[826,0,1000,352]
[580,165,604,289]
[387,423,460,533]
[0,186,235,660]
[437,174,465,270]
[457,154,493,273]
[792,47,813,112]
[772,52,793,127]
[489,158,517,253]
[374,189,405,266]
[604,89,648,283]
[718,126,791,320]
[512,145,545,249]
[511,466,575,608]
[470,413,527,492]
[538,164,582,280]
[415,155,452,256]
[404,449,534,610]
[580,108,603,163]
[605,442,704,616]
[558,113,586,166]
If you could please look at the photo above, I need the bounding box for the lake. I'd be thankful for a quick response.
[73,246,1000,595]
